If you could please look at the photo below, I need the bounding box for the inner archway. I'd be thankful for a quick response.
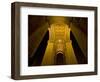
[55,52,66,65]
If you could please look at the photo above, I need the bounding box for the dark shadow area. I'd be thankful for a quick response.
[55,53,66,65]
[28,31,49,66]
[70,31,87,64]
[28,15,47,36]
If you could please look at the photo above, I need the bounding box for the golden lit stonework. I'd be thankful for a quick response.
[42,19,77,65]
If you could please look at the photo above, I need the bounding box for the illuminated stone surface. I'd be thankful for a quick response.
[42,20,77,65]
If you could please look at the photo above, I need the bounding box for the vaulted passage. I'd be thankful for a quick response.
[28,16,87,66]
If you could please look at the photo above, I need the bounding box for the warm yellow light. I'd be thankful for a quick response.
[42,17,77,65]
